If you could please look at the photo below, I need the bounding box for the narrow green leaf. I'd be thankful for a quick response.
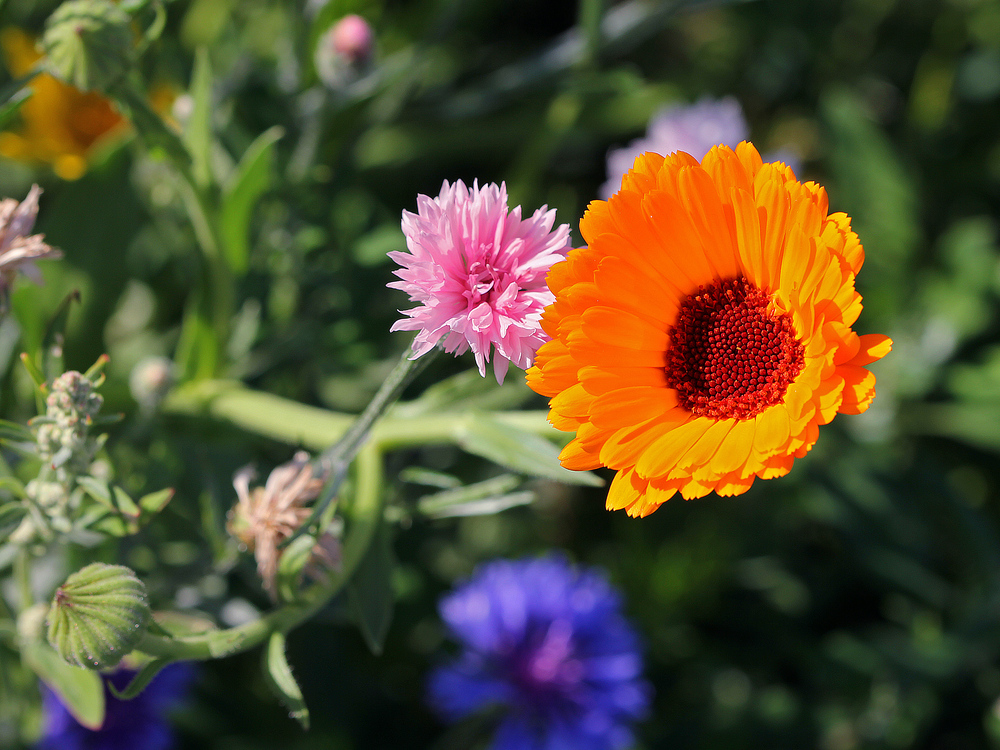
[0,88,31,130]
[459,413,603,486]
[19,351,46,395]
[184,47,213,188]
[0,503,27,541]
[138,488,174,515]
[40,290,81,382]
[263,632,309,729]
[112,486,141,519]
[107,658,173,700]
[417,475,536,519]
[76,476,113,507]
[423,491,535,518]
[220,126,283,275]
[347,520,394,656]
[0,477,26,498]
[418,474,519,514]
[398,467,462,489]
[21,642,105,729]
[396,368,533,417]
[0,419,33,443]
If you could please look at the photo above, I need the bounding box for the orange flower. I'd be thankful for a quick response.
[0,27,124,180]
[527,142,892,517]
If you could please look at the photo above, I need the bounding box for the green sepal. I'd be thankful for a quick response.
[276,533,319,603]
[47,563,151,669]
[42,0,133,93]
[107,658,174,700]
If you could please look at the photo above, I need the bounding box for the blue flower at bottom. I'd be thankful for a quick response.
[37,663,195,750]
[428,555,651,750]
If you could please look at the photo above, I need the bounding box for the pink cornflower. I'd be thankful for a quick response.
[389,180,571,383]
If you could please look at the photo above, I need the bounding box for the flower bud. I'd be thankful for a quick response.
[47,563,150,669]
[129,356,175,412]
[330,15,373,64]
[315,14,374,89]
[41,0,134,93]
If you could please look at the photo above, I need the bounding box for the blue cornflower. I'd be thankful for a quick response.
[37,663,194,750]
[428,555,651,750]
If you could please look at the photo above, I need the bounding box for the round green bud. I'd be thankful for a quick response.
[47,563,151,669]
[42,0,134,93]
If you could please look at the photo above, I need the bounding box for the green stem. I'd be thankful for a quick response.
[162,379,562,451]
[283,347,437,548]
[577,0,604,69]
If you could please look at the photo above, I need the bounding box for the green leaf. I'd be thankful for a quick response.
[40,290,81,382]
[21,642,105,729]
[108,658,173,700]
[138,488,174,515]
[112,486,141,520]
[0,88,31,130]
[417,474,535,519]
[398,467,462,489]
[0,419,33,444]
[0,503,27,541]
[276,533,319,602]
[347,520,394,656]
[459,413,603,486]
[220,126,283,275]
[396,368,533,417]
[184,47,213,188]
[263,632,309,729]
[76,476,113,507]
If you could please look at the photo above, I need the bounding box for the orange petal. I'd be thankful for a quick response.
[606,468,646,511]
[838,365,877,414]
[845,334,892,366]
[589,386,678,431]
[635,418,711,478]
[559,437,603,470]
[581,306,670,353]
[600,411,689,469]
[676,418,737,471]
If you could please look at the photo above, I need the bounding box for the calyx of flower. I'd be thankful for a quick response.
[46,562,150,669]
[42,0,134,92]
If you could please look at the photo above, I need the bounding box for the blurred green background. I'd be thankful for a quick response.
[5,0,1000,748]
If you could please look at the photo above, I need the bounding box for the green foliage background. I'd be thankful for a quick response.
[3,0,1000,748]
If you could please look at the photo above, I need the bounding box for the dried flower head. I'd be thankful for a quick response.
[0,184,62,294]
[228,452,340,598]
[389,180,571,383]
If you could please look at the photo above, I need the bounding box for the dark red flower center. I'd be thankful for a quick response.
[665,277,804,421]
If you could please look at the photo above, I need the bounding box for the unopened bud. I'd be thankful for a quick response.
[47,563,150,669]
[42,0,133,92]
[315,14,374,89]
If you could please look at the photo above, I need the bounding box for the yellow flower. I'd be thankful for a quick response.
[0,27,125,180]
[527,143,892,517]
